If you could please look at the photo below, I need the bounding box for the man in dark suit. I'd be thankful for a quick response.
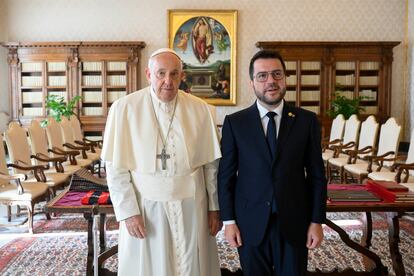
[218,50,327,276]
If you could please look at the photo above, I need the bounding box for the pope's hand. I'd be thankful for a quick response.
[125,215,146,239]
[224,224,242,247]
[208,211,223,236]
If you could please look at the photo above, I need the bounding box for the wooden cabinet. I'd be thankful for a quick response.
[3,41,145,138]
[256,41,399,137]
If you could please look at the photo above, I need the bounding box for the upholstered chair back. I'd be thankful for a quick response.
[69,115,83,141]
[329,114,346,142]
[357,115,379,157]
[60,117,76,145]
[342,114,361,149]
[28,120,50,165]
[0,134,9,186]
[45,118,65,149]
[377,117,401,167]
[4,122,33,174]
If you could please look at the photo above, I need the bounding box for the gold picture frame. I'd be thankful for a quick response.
[168,9,237,106]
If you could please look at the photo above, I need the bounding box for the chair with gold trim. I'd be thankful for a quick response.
[0,133,50,233]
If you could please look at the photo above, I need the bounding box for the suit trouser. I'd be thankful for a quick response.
[238,213,308,276]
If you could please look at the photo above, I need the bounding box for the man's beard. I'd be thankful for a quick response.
[253,85,286,106]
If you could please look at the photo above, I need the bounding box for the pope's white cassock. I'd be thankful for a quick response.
[101,86,222,276]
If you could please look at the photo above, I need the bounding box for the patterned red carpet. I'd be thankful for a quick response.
[0,212,413,275]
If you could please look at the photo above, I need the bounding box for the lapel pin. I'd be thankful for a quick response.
[288,112,295,118]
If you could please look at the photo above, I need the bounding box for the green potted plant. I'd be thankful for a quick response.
[41,95,82,127]
[326,85,367,119]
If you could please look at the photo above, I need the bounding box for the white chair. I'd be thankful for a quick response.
[28,120,82,176]
[0,133,50,233]
[323,114,360,164]
[327,115,379,183]
[5,122,69,197]
[45,118,92,168]
[69,115,102,155]
[343,117,401,183]
[60,117,99,174]
[322,114,346,157]
[368,128,414,183]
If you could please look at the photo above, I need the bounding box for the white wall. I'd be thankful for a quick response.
[1,0,408,130]
[0,0,9,114]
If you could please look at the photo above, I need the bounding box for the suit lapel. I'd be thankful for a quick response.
[274,103,296,164]
[246,102,273,163]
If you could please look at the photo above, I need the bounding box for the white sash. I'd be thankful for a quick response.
[131,167,204,202]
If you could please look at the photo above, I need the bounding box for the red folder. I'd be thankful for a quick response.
[365,180,409,192]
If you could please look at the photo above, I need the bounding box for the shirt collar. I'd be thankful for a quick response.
[256,100,284,119]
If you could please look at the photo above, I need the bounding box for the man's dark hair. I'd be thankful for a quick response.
[249,50,286,80]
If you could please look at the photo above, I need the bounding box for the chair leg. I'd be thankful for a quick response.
[49,188,56,201]
[7,205,11,222]
[27,204,34,234]
[340,167,344,183]
[344,171,349,183]
[326,163,331,183]
[89,164,94,175]
[97,160,102,177]
[16,205,21,217]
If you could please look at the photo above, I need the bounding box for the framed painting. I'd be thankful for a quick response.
[168,9,237,105]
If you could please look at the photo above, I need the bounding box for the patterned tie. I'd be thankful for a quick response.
[266,111,277,159]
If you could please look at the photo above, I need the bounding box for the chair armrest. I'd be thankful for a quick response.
[345,146,374,164]
[84,137,102,148]
[0,172,25,195]
[74,140,96,153]
[7,162,48,182]
[395,163,414,183]
[49,147,80,166]
[346,146,374,157]
[322,138,342,151]
[0,172,26,181]
[7,161,47,171]
[394,162,414,170]
[31,153,66,173]
[63,143,88,159]
[331,142,356,157]
[32,153,66,163]
[364,151,396,172]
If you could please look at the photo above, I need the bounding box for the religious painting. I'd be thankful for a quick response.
[168,10,237,105]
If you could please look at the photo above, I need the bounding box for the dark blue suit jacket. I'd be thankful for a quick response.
[218,101,327,247]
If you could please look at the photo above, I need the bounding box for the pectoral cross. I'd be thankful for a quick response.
[156,148,170,170]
